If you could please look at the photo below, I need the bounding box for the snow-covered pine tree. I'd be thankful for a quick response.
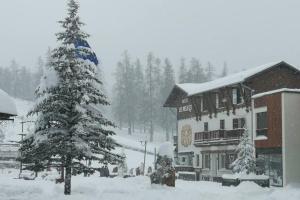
[150,142,175,187]
[26,0,122,195]
[117,148,128,177]
[231,128,256,174]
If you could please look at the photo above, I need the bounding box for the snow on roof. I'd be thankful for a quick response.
[0,89,17,116]
[176,61,296,96]
[252,88,300,99]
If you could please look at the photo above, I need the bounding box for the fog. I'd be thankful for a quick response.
[1,0,300,91]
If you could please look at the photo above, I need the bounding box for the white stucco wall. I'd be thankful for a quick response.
[177,107,252,168]
[282,92,300,186]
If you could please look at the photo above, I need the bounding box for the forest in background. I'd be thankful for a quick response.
[112,51,228,142]
[0,58,43,101]
[0,51,228,142]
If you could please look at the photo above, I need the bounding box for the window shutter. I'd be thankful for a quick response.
[241,118,246,128]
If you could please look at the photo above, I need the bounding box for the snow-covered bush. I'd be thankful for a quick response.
[231,129,256,174]
[118,150,128,177]
[150,142,175,187]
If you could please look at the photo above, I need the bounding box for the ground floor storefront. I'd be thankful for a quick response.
[256,148,283,187]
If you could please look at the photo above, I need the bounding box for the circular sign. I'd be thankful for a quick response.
[181,125,192,147]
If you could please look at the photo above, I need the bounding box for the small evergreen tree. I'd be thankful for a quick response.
[118,149,128,177]
[231,129,256,174]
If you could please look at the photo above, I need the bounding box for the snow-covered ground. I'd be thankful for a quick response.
[0,169,299,200]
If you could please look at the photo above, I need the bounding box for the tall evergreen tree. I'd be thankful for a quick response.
[189,58,206,83]
[178,58,188,83]
[133,59,147,132]
[23,0,121,195]
[160,58,176,141]
[145,52,155,142]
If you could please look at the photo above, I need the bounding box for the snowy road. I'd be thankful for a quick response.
[0,172,299,200]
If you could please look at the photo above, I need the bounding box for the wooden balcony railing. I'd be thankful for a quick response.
[194,129,244,146]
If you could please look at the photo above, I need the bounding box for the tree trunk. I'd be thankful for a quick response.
[64,155,72,195]
[150,122,154,142]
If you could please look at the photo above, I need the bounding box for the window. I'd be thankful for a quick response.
[196,154,200,167]
[218,154,226,169]
[220,120,225,130]
[203,154,210,169]
[203,97,208,111]
[232,88,237,104]
[256,112,268,136]
[204,122,209,132]
[232,88,243,104]
[233,118,245,129]
[182,157,186,163]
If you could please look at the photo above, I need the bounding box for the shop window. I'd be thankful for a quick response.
[203,154,210,169]
[218,154,226,169]
[196,154,200,167]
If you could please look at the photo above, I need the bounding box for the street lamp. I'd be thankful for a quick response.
[140,140,147,175]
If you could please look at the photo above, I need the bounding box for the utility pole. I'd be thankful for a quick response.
[140,140,147,175]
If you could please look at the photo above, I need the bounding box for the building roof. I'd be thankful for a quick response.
[176,61,299,96]
[252,88,300,99]
[0,89,17,117]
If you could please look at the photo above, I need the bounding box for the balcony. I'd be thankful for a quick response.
[194,129,244,147]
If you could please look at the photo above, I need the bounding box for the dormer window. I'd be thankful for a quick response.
[232,88,243,105]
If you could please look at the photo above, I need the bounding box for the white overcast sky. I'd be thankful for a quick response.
[0,0,300,88]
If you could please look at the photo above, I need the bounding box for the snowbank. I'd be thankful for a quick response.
[0,170,299,200]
